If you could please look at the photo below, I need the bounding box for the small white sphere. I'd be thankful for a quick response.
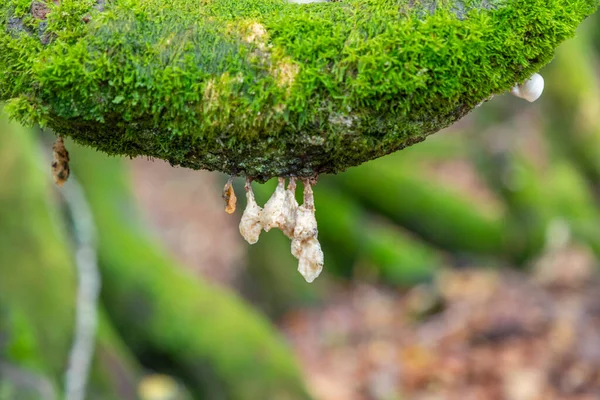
[510,73,545,103]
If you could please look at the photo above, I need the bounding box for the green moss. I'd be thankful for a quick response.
[3,310,43,371]
[1,0,598,180]
[0,115,76,381]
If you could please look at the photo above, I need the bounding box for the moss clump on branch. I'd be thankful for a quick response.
[1,0,598,180]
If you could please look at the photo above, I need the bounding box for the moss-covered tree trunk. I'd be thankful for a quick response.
[543,18,600,199]
[0,114,139,399]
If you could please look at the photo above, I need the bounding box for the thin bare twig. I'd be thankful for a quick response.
[59,176,100,400]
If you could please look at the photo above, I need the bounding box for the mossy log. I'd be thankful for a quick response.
[0,115,140,399]
[543,18,600,198]
[332,152,512,257]
[468,131,563,263]
[0,115,74,389]
[89,312,140,400]
[594,11,600,51]
[314,184,441,284]
[1,0,597,180]
[67,143,312,400]
[471,122,600,263]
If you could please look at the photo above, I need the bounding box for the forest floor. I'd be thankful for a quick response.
[131,158,600,400]
[280,265,600,400]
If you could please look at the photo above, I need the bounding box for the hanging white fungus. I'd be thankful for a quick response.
[261,177,287,232]
[281,178,299,238]
[295,237,324,283]
[289,179,324,282]
[239,179,263,244]
[292,181,318,242]
[511,73,545,103]
[235,176,324,283]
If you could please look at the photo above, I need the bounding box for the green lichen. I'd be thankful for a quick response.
[1,0,598,180]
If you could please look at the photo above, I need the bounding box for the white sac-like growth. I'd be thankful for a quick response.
[281,178,299,238]
[291,179,324,282]
[261,177,287,232]
[511,73,545,103]
[239,181,263,244]
[291,238,303,259]
[292,181,318,242]
[237,176,324,283]
[295,237,324,283]
[293,206,318,242]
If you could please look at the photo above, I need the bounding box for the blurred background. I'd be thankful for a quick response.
[1,11,600,400]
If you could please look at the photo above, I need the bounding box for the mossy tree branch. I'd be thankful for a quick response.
[1,0,598,180]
